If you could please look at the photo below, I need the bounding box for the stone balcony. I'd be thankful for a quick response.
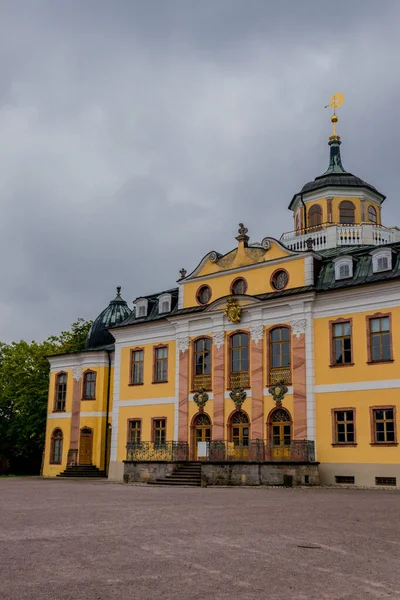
[280,223,400,252]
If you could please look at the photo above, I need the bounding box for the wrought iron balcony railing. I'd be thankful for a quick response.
[126,441,189,461]
[126,440,315,463]
[192,373,212,391]
[229,371,250,389]
[268,367,291,385]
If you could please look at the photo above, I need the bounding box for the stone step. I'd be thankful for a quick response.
[148,480,200,487]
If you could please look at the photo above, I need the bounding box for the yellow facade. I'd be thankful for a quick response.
[44,125,400,488]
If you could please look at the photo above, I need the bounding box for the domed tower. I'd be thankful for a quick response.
[85,287,131,350]
[281,94,398,251]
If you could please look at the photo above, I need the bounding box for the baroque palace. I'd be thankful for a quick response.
[44,101,400,487]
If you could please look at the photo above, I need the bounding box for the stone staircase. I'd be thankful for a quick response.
[147,462,202,487]
[57,465,107,479]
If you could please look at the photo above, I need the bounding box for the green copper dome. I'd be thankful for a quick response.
[290,138,385,208]
[85,287,131,350]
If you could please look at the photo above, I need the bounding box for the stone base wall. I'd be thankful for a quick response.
[123,461,319,486]
[202,462,319,486]
[319,463,400,487]
[123,461,183,483]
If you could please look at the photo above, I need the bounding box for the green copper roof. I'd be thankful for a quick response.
[289,137,385,209]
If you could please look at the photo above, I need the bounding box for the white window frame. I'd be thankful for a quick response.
[333,256,353,280]
[135,298,148,318]
[158,293,171,314]
[371,249,392,273]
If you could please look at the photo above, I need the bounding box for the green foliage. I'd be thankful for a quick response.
[0,319,92,474]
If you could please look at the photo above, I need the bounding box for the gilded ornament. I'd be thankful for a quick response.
[224,296,242,324]
[268,382,289,406]
[229,387,247,410]
[193,388,209,411]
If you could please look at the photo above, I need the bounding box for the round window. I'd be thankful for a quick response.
[271,269,289,291]
[231,278,247,295]
[196,285,212,305]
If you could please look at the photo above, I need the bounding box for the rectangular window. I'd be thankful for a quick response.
[331,321,352,365]
[335,476,355,484]
[131,350,144,384]
[154,347,168,383]
[54,373,67,411]
[373,408,395,443]
[334,410,355,444]
[128,420,142,444]
[375,477,396,486]
[369,316,391,362]
[153,418,166,446]
[83,371,96,399]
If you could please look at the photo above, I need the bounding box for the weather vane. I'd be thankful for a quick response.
[325,92,344,139]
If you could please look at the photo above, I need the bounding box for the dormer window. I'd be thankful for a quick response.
[334,256,353,280]
[158,293,172,314]
[372,249,392,273]
[135,299,148,319]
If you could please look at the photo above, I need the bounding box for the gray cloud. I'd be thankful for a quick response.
[0,0,399,341]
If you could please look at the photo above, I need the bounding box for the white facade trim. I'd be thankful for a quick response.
[224,390,252,399]
[315,380,400,394]
[80,412,108,418]
[118,397,177,407]
[110,343,122,462]
[264,386,294,396]
[183,251,304,284]
[314,280,400,319]
[48,412,72,419]
[49,350,114,371]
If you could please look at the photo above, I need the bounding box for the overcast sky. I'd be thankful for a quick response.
[1,0,399,342]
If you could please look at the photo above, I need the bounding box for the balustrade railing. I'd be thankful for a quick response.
[229,371,250,389]
[268,367,291,385]
[192,374,212,391]
[126,441,189,461]
[126,440,315,463]
[280,222,399,251]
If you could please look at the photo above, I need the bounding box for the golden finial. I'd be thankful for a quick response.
[325,92,344,139]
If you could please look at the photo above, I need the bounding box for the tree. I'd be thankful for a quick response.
[0,319,92,474]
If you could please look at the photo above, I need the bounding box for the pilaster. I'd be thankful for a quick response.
[68,366,82,465]
[177,336,190,442]
[250,325,264,439]
[290,319,307,440]
[212,330,225,440]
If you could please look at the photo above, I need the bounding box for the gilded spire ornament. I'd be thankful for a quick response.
[325,92,344,139]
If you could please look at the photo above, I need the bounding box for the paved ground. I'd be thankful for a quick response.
[1,480,400,600]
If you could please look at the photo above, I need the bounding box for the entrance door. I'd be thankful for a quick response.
[230,411,250,460]
[270,409,291,459]
[193,414,211,460]
[79,427,93,465]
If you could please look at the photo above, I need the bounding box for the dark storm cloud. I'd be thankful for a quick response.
[0,0,399,341]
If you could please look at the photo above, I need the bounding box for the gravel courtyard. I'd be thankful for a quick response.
[1,479,400,600]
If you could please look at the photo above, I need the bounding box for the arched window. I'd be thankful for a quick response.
[269,408,292,457]
[83,371,96,400]
[308,205,322,229]
[229,411,250,446]
[50,429,63,464]
[229,332,249,389]
[269,327,291,385]
[193,413,212,460]
[54,373,67,412]
[192,338,212,390]
[339,201,355,224]
[368,205,377,224]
